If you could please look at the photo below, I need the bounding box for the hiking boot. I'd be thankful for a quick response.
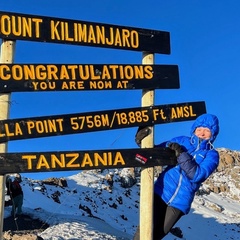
[170,227,183,238]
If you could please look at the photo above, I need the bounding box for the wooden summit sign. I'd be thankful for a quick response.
[0,148,177,174]
[0,11,170,54]
[0,101,206,143]
[0,64,179,92]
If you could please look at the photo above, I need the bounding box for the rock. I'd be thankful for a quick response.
[42,177,68,187]
[3,214,48,240]
[203,148,240,201]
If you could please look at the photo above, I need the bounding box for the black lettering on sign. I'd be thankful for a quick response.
[0,11,170,54]
[0,101,206,143]
[0,64,179,92]
[0,148,177,174]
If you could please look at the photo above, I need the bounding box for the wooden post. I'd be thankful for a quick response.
[0,39,16,239]
[140,52,155,240]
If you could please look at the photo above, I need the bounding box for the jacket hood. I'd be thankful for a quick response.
[190,113,219,143]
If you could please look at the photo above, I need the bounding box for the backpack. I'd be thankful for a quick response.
[10,179,23,198]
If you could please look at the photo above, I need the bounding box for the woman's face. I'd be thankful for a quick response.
[194,127,212,140]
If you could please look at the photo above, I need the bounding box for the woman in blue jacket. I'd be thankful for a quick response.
[134,113,220,239]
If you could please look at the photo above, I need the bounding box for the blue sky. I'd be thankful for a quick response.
[1,1,240,178]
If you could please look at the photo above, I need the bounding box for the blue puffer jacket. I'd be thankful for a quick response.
[154,114,220,214]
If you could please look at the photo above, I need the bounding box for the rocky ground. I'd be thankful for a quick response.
[204,148,240,201]
[3,214,48,240]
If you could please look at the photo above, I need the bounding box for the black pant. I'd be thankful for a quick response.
[133,194,183,240]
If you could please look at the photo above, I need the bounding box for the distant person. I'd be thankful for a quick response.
[6,173,24,217]
[134,113,220,239]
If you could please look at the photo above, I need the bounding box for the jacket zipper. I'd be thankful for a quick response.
[167,171,183,205]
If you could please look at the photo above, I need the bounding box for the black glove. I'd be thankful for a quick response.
[135,126,151,147]
[168,142,184,157]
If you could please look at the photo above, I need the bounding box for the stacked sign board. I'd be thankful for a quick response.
[0,11,207,174]
[0,11,170,53]
[0,148,177,174]
[0,64,180,91]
